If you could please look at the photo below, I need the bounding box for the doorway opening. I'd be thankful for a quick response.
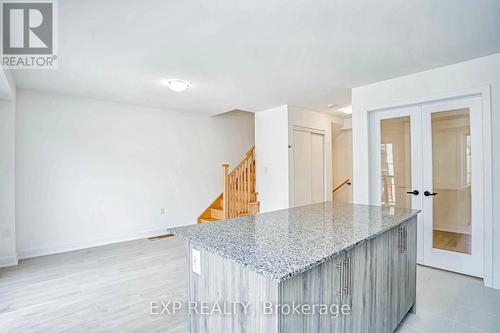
[331,122,353,203]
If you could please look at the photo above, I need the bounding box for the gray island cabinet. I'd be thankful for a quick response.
[168,202,419,333]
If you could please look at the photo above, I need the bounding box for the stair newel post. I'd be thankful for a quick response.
[222,164,230,219]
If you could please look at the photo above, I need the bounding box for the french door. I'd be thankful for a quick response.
[370,96,484,277]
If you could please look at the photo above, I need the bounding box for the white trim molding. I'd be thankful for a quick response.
[0,255,18,268]
[495,278,500,290]
[481,86,494,289]
[18,228,170,260]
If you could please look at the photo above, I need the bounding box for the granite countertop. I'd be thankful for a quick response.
[167,202,419,282]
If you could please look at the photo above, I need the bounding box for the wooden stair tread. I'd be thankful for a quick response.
[210,208,225,220]
[199,217,219,223]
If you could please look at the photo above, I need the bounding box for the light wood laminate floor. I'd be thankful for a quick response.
[432,230,471,255]
[1,237,500,332]
[0,237,188,332]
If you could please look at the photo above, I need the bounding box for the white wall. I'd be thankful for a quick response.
[255,104,343,212]
[0,69,17,267]
[352,53,500,288]
[255,105,289,212]
[15,90,255,258]
[0,100,17,267]
[332,128,353,203]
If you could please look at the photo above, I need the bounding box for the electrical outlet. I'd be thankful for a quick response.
[160,208,166,216]
[192,248,201,275]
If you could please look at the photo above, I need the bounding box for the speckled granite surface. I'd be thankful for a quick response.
[167,202,419,282]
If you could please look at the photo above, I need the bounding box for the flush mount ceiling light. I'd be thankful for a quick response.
[340,106,352,114]
[163,79,191,92]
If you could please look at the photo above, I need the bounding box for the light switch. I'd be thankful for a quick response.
[192,248,201,275]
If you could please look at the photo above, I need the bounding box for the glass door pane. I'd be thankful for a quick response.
[431,109,471,254]
[380,117,412,208]
[371,105,422,264]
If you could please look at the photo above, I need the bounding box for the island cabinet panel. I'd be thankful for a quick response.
[389,217,418,330]
[186,215,417,333]
[403,218,417,316]
[279,251,348,332]
[187,244,280,333]
[395,216,419,329]
[349,230,389,332]
[278,216,417,333]
[355,216,417,333]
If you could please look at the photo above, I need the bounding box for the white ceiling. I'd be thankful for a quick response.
[12,0,500,116]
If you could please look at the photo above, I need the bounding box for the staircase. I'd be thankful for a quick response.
[197,146,260,223]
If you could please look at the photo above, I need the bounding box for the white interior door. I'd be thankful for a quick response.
[293,128,325,207]
[421,97,483,277]
[370,105,423,263]
[370,96,484,277]
[294,130,312,206]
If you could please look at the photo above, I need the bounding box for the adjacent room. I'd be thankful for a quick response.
[1,1,500,332]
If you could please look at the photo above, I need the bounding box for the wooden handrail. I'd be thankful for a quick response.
[228,146,255,177]
[332,178,351,194]
[222,145,256,219]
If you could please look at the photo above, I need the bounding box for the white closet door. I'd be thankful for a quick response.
[293,129,325,207]
[293,130,312,206]
[311,133,325,204]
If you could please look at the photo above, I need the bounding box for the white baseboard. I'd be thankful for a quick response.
[17,227,170,260]
[493,278,500,290]
[433,224,471,235]
[0,255,18,268]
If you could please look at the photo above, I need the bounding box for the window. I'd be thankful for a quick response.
[381,143,396,206]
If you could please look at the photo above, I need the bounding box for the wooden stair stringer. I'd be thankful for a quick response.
[197,193,223,224]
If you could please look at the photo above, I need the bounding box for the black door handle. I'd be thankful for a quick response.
[406,190,419,196]
[424,191,438,197]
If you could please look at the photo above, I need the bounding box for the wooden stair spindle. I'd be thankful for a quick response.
[223,164,230,219]
[197,146,259,224]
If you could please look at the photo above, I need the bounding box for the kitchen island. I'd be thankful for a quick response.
[168,202,419,333]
